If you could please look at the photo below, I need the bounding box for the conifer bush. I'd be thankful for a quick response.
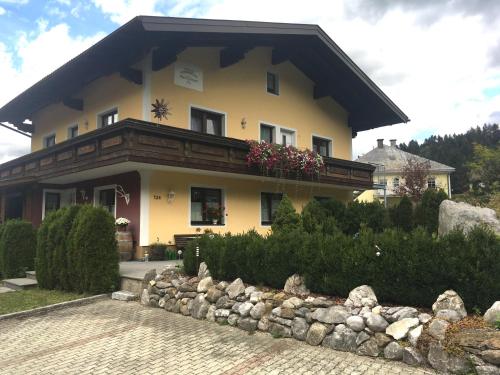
[36,210,62,289]
[390,196,414,231]
[0,220,36,278]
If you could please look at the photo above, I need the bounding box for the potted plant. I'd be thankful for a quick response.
[204,204,225,225]
[115,217,131,232]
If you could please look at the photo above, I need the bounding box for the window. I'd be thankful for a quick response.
[191,187,224,225]
[68,125,78,139]
[260,124,274,143]
[266,72,279,95]
[191,108,224,136]
[43,134,56,148]
[280,128,295,146]
[261,192,283,225]
[100,109,118,128]
[312,137,331,157]
[95,187,116,216]
[392,177,400,189]
[44,192,60,217]
[427,177,436,189]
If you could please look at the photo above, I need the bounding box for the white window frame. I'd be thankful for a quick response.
[266,71,280,96]
[427,177,436,189]
[67,124,79,140]
[93,184,117,217]
[258,121,297,147]
[42,188,76,220]
[260,191,284,227]
[188,104,227,137]
[43,132,56,148]
[188,184,227,228]
[311,134,333,157]
[392,177,400,189]
[97,106,119,129]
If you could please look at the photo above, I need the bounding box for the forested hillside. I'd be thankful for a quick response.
[398,124,499,194]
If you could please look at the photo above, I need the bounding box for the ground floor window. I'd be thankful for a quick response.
[427,177,436,189]
[95,187,116,216]
[191,187,224,225]
[44,192,60,217]
[261,192,283,225]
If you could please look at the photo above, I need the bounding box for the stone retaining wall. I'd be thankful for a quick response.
[140,264,500,374]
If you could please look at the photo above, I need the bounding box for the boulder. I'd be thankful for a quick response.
[374,332,392,347]
[365,313,389,332]
[291,317,309,341]
[345,285,378,308]
[482,350,500,366]
[198,262,210,279]
[178,282,196,292]
[206,305,216,322]
[112,290,138,301]
[391,307,419,322]
[418,313,433,324]
[206,287,223,303]
[311,297,333,308]
[269,323,292,338]
[346,316,365,332]
[155,281,170,289]
[238,302,254,317]
[238,318,258,332]
[438,200,500,236]
[250,302,266,320]
[428,319,450,341]
[143,269,157,284]
[306,322,328,346]
[403,347,425,366]
[250,292,263,304]
[258,316,270,332]
[215,296,235,309]
[384,342,404,360]
[311,306,350,324]
[432,290,467,319]
[244,286,257,297]
[356,337,380,357]
[282,297,304,309]
[322,324,357,352]
[356,331,371,346]
[216,281,229,291]
[191,295,210,319]
[385,318,419,340]
[428,341,473,373]
[227,314,239,326]
[283,274,310,296]
[436,309,462,323]
[484,301,500,326]
[197,276,213,293]
[408,325,423,347]
[226,278,246,299]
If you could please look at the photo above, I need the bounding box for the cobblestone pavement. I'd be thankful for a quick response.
[0,299,437,375]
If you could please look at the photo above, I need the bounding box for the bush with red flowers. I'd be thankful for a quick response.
[246,141,324,177]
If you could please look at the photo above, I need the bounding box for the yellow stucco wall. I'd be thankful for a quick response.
[30,47,352,159]
[356,172,451,204]
[148,169,351,244]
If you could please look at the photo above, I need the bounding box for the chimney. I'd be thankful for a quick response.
[377,139,384,148]
[390,139,397,147]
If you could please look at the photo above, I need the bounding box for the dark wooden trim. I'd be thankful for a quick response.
[119,67,143,85]
[152,45,185,71]
[62,98,83,111]
[271,48,288,65]
[0,118,375,190]
[220,46,252,68]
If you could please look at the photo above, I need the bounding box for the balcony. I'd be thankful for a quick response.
[0,118,374,189]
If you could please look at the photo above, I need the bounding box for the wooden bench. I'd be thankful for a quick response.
[174,234,202,250]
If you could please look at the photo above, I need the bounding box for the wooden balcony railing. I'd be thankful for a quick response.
[0,118,374,189]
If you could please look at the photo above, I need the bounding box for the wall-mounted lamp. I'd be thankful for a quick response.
[167,189,175,203]
[241,117,247,129]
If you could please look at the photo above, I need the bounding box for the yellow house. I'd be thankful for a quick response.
[355,139,454,206]
[0,17,408,258]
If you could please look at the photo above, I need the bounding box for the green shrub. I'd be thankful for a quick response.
[0,220,36,278]
[36,210,62,289]
[149,243,167,261]
[0,223,4,278]
[68,205,119,294]
[414,189,448,233]
[271,195,301,233]
[390,196,414,232]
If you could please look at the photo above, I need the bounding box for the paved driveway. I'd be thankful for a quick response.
[0,300,437,375]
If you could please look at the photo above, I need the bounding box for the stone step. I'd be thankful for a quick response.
[2,278,38,291]
[0,286,15,294]
[112,290,138,301]
[26,271,37,280]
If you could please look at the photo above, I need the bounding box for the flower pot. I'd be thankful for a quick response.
[116,225,128,232]
[212,219,218,225]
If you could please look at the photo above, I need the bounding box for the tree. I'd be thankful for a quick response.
[271,195,301,233]
[467,143,500,194]
[394,157,431,201]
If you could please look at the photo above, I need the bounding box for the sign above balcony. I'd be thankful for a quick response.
[174,62,203,92]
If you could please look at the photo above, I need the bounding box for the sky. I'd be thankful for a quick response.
[0,0,499,163]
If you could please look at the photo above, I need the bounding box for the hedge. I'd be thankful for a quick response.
[185,198,500,312]
[0,220,36,278]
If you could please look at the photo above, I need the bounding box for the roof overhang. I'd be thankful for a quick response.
[0,16,409,133]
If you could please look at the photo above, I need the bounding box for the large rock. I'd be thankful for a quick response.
[306,322,328,346]
[346,316,365,332]
[198,262,211,278]
[322,324,357,352]
[385,318,419,340]
[191,294,210,319]
[269,323,292,338]
[439,200,500,236]
[206,305,216,322]
[408,325,423,347]
[365,313,389,332]
[436,309,462,322]
[140,288,150,306]
[250,302,266,320]
[384,342,404,360]
[291,317,309,341]
[238,318,258,332]
[432,290,467,319]
[403,347,425,366]
[197,276,213,293]
[356,337,380,357]
[428,341,473,373]
[112,290,137,301]
[311,306,350,324]
[428,318,451,341]
[283,274,310,296]
[206,287,223,303]
[484,301,500,326]
[226,278,245,299]
[282,297,303,309]
[345,285,378,308]
[238,302,254,317]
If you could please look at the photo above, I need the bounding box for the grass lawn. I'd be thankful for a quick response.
[0,289,89,315]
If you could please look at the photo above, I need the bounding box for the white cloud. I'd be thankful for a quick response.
[0,6,5,15]
[0,0,29,4]
[91,0,163,24]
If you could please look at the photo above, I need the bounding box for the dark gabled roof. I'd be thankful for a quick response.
[0,16,409,133]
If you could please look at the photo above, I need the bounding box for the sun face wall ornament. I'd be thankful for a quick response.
[151,98,172,125]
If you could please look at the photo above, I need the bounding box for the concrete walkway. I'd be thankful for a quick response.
[119,260,181,279]
[0,299,437,375]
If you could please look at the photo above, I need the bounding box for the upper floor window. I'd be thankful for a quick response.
[312,136,331,157]
[267,72,279,95]
[280,128,295,146]
[260,124,274,143]
[191,108,224,136]
[100,109,118,128]
[191,187,224,225]
[43,134,56,148]
[392,177,400,189]
[427,177,436,189]
[261,192,283,225]
[68,125,78,139]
